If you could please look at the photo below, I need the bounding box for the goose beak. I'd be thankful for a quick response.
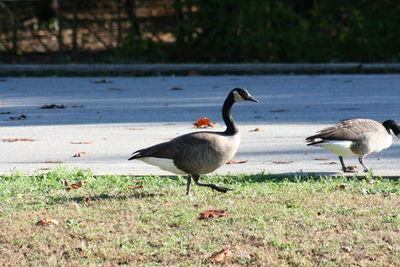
[246,96,259,102]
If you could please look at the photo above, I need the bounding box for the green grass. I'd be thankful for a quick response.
[1,167,400,266]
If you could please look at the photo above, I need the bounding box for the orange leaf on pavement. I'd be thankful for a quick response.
[194,117,211,128]
[226,159,248,164]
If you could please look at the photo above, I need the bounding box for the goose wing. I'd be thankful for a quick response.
[306,119,383,144]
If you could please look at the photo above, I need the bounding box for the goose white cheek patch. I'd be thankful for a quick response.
[232,90,245,102]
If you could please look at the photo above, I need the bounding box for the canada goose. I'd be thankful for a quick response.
[306,118,400,172]
[129,88,258,195]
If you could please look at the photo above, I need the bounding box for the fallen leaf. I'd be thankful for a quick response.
[70,141,92,144]
[338,184,347,190]
[0,112,11,114]
[40,104,66,109]
[226,159,248,164]
[94,79,112,84]
[194,117,218,128]
[2,138,35,142]
[170,87,183,91]
[36,219,59,226]
[211,248,232,262]
[73,152,86,157]
[65,180,88,190]
[320,162,338,165]
[10,114,27,120]
[269,109,288,113]
[314,158,328,161]
[128,128,144,131]
[249,128,261,132]
[198,209,228,220]
[272,161,294,164]
[108,87,125,91]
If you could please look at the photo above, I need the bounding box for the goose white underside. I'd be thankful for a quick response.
[138,157,187,175]
[314,140,358,157]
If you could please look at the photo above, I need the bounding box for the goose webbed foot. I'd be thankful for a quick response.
[339,156,356,173]
[192,174,233,193]
[358,157,369,173]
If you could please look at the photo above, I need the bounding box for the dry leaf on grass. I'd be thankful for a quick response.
[314,158,328,161]
[128,185,144,190]
[2,138,35,142]
[170,87,183,91]
[210,248,232,262]
[269,109,288,113]
[319,162,338,165]
[249,128,261,132]
[193,117,219,128]
[36,219,59,226]
[10,114,27,120]
[65,180,88,190]
[338,184,347,190]
[272,161,294,164]
[94,79,112,84]
[198,209,228,220]
[226,159,248,164]
[40,104,66,109]
[73,152,87,157]
[70,141,92,144]
[128,128,144,131]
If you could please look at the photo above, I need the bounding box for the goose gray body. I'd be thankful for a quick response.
[306,118,400,172]
[129,88,258,195]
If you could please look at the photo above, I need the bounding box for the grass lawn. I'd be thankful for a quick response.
[1,168,399,266]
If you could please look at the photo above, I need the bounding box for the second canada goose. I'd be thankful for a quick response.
[306,118,400,172]
[129,88,258,195]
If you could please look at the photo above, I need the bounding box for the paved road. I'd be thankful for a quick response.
[0,74,399,176]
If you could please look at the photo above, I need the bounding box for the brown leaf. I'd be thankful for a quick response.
[128,185,144,189]
[36,219,59,226]
[73,152,86,157]
[314,158,328,161]
[70,141,92,144]
[249,128,261,132]
[128,128,144,131]
[338,184,347,190]
[269,109,288,113]
[65,180,88,190]
[226,159,248,164]
[193,117,219,128]
[170,87,183,91]
[211,248,232,262]
[94,79,112,84]
[198,209,228,220]
[40,104,66,109]
[319,162,338,165]
[10,114,28,120]
[2,138,35,142]
[272,161,294,164]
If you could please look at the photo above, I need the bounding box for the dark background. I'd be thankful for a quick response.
[1,0,399,63]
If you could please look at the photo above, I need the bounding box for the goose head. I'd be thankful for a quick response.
[231,88,259,103]
[383,120,400,138]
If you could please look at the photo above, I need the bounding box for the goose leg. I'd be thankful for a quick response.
[339,156,356,173]
[186,175,192,196]
[358,157,369,172]
[192,174,233,193]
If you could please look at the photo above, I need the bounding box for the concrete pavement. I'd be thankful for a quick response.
[0,74,399,176]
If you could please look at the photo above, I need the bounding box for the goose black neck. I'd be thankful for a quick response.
[383,120,400,136]
[222,95,238,135]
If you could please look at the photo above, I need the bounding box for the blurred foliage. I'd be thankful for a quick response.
[1,0,400,62]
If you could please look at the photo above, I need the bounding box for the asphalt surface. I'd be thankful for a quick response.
[0,74,399,176]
